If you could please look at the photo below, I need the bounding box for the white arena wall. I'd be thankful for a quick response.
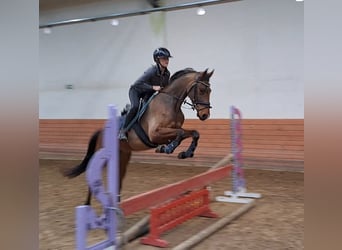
[39,0,303,119]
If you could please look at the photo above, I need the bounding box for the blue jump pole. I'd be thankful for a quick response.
[75,105,120,250]
[216,105,261,204]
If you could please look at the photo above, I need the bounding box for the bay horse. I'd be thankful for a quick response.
[63,68,214,205]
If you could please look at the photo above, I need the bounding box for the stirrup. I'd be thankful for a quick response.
[118,130,127,141]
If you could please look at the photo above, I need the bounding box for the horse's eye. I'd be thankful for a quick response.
[199,88,207,95]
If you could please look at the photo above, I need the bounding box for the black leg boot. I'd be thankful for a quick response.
[118,108,136,141]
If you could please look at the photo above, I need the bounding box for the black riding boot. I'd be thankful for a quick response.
[118,108,137,141]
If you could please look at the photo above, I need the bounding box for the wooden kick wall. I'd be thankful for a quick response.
[39,119,304,171]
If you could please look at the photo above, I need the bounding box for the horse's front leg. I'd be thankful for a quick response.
[177,129,199,159]
[155,129,184,154]
[153,128,199,159]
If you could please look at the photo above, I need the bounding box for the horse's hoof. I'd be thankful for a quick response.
[178,152,186,159]
[156,145,164,153]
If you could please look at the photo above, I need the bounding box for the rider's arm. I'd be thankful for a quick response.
[132,65,157,92]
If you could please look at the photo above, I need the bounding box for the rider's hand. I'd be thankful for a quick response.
[153,86,161,91]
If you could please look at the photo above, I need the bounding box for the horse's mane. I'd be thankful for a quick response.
[170,68,196,82]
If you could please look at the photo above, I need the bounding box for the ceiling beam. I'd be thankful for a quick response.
[147,0,161,8]
[40,0,241,29]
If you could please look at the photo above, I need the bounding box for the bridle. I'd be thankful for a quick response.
[183,80,212,111]
[158,75,212,112]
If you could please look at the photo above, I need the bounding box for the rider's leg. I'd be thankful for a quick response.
[118,88,140,140]
[123,106,138,129]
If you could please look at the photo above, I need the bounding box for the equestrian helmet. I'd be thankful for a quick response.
[153,47,172,62]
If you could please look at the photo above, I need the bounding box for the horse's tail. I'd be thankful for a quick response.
[63,129,102,178]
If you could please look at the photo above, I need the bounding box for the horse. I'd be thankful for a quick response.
[63,68,214,205]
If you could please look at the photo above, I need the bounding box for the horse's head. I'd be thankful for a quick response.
[164,68,214,121]
[187,68,214,121]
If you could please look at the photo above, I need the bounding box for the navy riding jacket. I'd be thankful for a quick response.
[131,64,170,95]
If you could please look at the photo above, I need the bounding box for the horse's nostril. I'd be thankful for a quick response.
[201,114,208,120]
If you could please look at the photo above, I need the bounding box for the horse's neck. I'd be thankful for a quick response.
[165,75,195,101]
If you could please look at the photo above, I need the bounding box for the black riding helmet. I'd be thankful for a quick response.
[153,47,172,63]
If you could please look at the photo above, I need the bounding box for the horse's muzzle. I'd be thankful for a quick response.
[198,113,210,121]
[195,102,211,121]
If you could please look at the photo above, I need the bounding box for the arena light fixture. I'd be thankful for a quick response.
[196,7,206,15]
[110,19,119,26]
[43,28,51,34]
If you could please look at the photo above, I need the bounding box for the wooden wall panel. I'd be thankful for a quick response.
[39,119,304,171]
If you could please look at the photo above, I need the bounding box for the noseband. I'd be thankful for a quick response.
[184,80,212,111]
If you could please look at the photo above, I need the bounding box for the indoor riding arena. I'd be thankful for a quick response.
[39,0,304,249]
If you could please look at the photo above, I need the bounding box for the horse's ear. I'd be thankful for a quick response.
[202,68,214,80]
[207,69,214,79]
[199,68,209,79]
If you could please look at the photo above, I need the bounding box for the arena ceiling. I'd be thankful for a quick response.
[39,0,241,28]
[40,0,162,10]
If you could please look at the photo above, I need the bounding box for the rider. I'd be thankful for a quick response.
[118,47,173,140]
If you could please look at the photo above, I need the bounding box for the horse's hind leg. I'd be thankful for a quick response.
[178,130,200,159]
[118,148,131,202]
[85,187,92,205]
